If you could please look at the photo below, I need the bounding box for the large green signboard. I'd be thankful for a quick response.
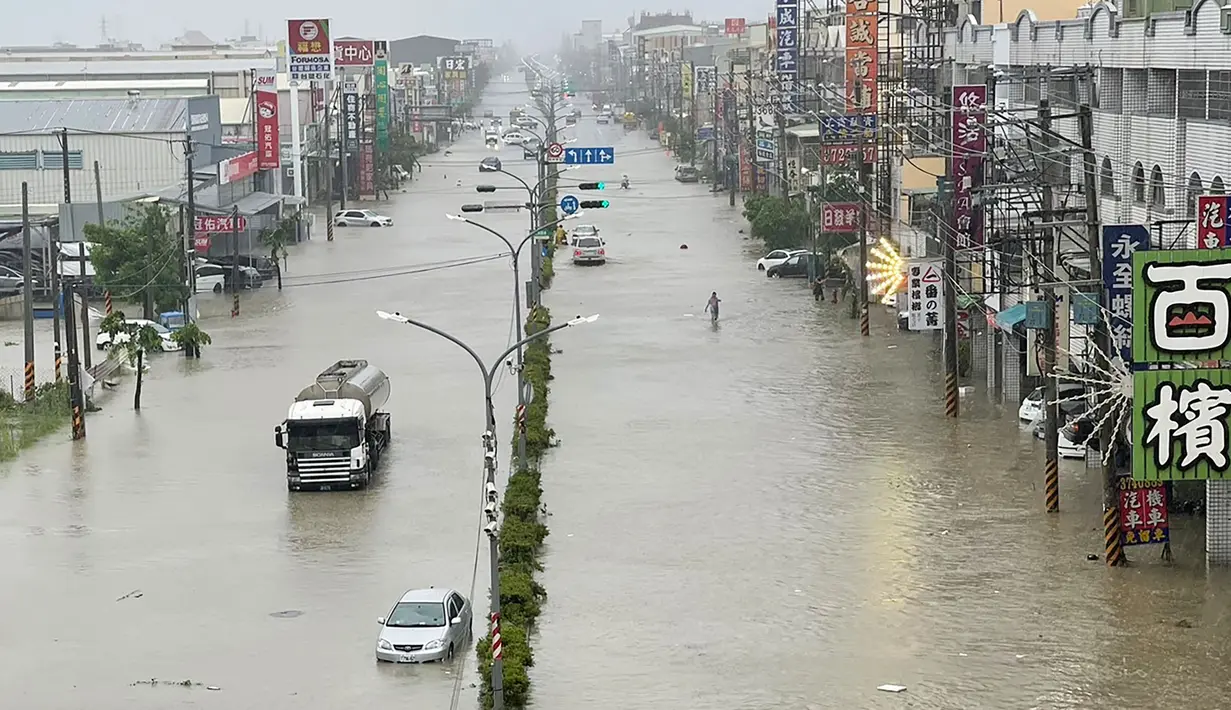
[1132,249,1231,364]
[1133,368,1231,480]
[375,58,390,152]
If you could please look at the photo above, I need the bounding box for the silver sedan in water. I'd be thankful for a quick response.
[374,587,472,663]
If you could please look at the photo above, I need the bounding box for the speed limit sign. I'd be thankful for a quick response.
[545,142,564,163]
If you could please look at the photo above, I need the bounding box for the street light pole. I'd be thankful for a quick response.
[375,309,598,710]
[445,215,576,465]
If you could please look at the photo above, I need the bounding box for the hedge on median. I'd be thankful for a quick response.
[478,305,554,709]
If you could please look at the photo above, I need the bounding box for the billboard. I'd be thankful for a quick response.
[342,83,360,152]
[725,18,747,35]
[844,0,878,113]
[374,41,391,152]
[185,95,222,166]
[334,39,375,67]
[287,19,334,81]
[951,85,987,247]
[775,0,799,112]
[254,69,280,170]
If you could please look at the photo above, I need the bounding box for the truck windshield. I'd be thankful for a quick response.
[286,420,361,452]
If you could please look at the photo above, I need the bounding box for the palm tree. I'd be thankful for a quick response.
[258,218,294,290]
[170,321,212,359]
[99,311,166,411]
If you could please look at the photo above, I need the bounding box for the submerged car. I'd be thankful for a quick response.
[675,165,700,183]
[375,588,472,663]
[480,156,503,173]
[572,236,606,265]
[96,319,180,352]
[1018,383,1086,422]
[756,248,807,272]
[335,209,393,227]
[765,252,822,278]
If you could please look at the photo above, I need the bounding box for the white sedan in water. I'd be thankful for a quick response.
[96,319,180,352]
[335,209,393,227]
[756,249,807,272]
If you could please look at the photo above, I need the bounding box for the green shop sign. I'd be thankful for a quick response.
[1132,248,1231,364]
[1133,368,1231,480]
[374,58,391,152]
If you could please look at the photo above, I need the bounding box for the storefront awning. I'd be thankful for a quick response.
[994,302,1027,331]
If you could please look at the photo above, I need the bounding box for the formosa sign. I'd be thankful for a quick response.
[287,18,333,81]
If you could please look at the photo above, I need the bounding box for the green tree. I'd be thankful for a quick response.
[99,311,165,411]
[258,218,295,290]
[170,321,212,359]
[748,196,811,251]
[84,203,188,319]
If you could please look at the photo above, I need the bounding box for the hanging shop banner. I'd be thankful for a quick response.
[821,202,859,232]
[219,151,258,184]
[775,0,799,112]
[951,85,987,248]
[755,137,776,164]
[1133,368,1231,481]
[254,69,280,170]
[342,83,360,153]
[694,66,717,94]
[725,18,747,35]
[1117,478,1170,544]
[740,144,754,191]
[1197,195,1229,249]
[844,0,878,113]
[287,19,333,82]
[907,259,944,331]
[1129,247,1231,365]
[334,39,375,67]
[681,63,693,99]
[194,215,248,234]
[374,42,391,152]
[1104,225,1149,363]
[440,56,469,82]
[822,144,877,166]
[359,142,375,196]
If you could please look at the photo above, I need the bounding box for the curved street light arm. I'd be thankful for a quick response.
[496,168,534,200]
[376,311,495,427]
[459,218,515,254]
[492,320,580,375]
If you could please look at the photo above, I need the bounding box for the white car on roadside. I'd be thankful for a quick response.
[193,265,226,294]
[501,131,526,146]
[335,209,393,227]
[96,319,180,352]
[757,249,807,272]
[1018,383,1086,422]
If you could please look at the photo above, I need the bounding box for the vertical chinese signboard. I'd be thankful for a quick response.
[1104,224,1149,363]
[951,85,987,248]
[844,0,877,114]
[1118,478,1170,546]
[681,63,693,99]
[1131,248,1231,481]
[342,82,360,153]
[374,41,391,152]
[254,69,280,170]
[907,259,944,331]
[440,56,469,104]
[1197,195,1229,249]
[287,19,333,82]
[359,143,375,196]
[775,0,799,112]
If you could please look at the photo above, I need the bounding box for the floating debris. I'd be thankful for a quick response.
[131,679,204,688]
[116,589,143,602]
[269,610,304,618]
[877,684,907,693]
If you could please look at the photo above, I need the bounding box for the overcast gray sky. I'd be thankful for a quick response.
[1,3,765,53]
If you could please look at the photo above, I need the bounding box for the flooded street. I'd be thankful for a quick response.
[2,81,1230,709]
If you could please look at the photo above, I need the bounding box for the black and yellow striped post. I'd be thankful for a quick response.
[1044,458,1060,513]
[231,292,240,318]
[23,361,34,402]
[859,305,870,336]
[1103,505,1125,566]
[70,402,84,440]
[53,342,61,382]
[104,290,113,316]
[944,372,959,418]
[327,218,335,242]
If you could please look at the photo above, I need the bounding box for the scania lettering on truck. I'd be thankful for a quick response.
[274,360,392,491]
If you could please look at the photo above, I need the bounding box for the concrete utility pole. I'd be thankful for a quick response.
[230,206,241,318]
[184,138,199,321]
[21,183,34,402]
[688,62,697,168]
[325,80,336,240]
[60,130,93,374]
[747,65,757,193]
[49,135,63,383]
[856,99,871,337]
[940,174,959,418]
[1079,104,1125,566]
[728,63,737,207]
[1037,99,1060,514]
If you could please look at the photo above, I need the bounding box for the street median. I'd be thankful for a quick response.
[477,304,553,709]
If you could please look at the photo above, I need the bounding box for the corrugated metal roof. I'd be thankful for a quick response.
[0,98,187,134]
[0,58,274,77]
[219,97,250,125]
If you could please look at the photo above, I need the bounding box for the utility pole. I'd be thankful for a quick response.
[482,424,505,710]
[184,138,198,320]
[688,61,697,168]
[325,80,335,240]
[712,74,720,189]
[1038,99,1060,514]
[777,111,788,198]
[340,79,351,211]
[59,130,92,373]
[1078,105,1124,566]
[21,183,34,403]
[940,174,959,417]
[727,64,737,207]
[856,104,871,337]
[230,205,241,318]
[62,278,84,439]
[746,65,757,193]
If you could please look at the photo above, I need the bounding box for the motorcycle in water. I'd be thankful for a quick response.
[620,177,630,190]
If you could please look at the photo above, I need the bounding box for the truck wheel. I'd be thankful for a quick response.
[358,471,371,489]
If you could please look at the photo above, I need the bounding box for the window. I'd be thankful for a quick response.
[1149,165,1166,210]
[1177,70,1207,119]
[1124,69,1148,116]
[42,150,84,170]
[1212,71,1231,121]
[908,192,936,229]
[0,151,38,170]
[1131,162,1146,203]
[1187,172,1203,218]
[1100,157,1116,195]
[1214,176,1227,195]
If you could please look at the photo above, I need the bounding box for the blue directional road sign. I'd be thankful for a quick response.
[559,194,580,215]
[563,146,616,165]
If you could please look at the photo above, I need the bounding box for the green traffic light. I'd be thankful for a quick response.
[601,200,609,208]
[596,182,605,190]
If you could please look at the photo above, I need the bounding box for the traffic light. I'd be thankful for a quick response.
[579,200,609,209]
[475,185,497,193]
[460,204,484,213]
[578,182,605,190]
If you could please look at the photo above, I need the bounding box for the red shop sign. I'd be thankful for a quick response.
[194,215,249,233]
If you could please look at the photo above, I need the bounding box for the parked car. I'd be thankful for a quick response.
[480,156,503,172]
[501,132,526,146]
[335,209,393,228]
[569,224,599,245]
[571,236,606,265]
[1019,383,1086,422]
[374,588,472,664]
[765,252,823,278]
[565,115,578,125]
[197,262,262,290]
[212,254,276,280]
[0,264,24,297]
[516,116,538,129]
[485,134,499,149]
[675,165,700,183]
[1060,408,1103,458]
[193,265,225,293]
[596,114,611,124]
[96,319,180,352]
[756,249,807,272]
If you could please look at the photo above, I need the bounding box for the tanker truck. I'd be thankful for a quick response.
[274,360,392,491]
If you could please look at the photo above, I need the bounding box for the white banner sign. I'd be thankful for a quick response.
[907,259,944,331]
